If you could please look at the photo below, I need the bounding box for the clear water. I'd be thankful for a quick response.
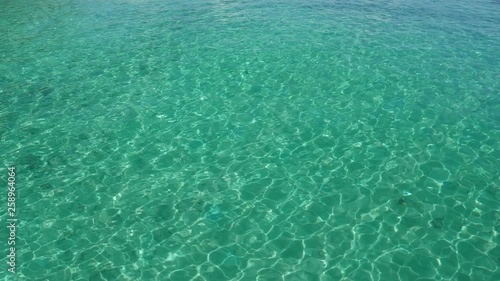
[1,0,499,280]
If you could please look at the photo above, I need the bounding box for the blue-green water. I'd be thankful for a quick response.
[1,0,499,280]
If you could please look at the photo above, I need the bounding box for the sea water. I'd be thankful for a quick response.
[0,0,499,280]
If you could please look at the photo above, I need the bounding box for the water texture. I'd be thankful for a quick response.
[0,0,499,280]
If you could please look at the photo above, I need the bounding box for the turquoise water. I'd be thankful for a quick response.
[1,0,499,280]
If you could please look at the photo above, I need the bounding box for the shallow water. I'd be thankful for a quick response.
[1,0,499,280]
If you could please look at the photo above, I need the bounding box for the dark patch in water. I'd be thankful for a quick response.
[431,217,445,229]
[398,197,408,206]
[152,227,176,242]
[39,86,54,96]
[156,204,174,221]
[19,154,44,170]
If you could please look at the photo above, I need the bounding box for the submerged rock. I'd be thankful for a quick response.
[398,197,408,206]
[431,217,445,229]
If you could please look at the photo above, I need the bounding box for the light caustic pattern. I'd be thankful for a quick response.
[0,0,499,280]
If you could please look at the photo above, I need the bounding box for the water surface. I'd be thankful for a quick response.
[0,0,499,280]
